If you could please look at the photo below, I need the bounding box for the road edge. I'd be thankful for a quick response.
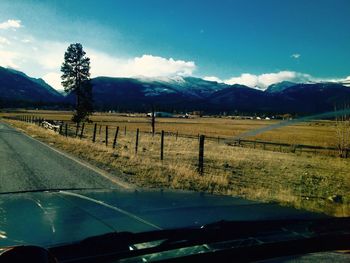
[2,121,135,191]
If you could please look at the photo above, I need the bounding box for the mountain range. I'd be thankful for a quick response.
[0,67,63,108]
[1,66,350,114]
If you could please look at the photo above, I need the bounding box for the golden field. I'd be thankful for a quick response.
[2,111,349,217]
[0,110,340,147]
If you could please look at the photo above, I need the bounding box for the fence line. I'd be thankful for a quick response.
[4,116,348,158]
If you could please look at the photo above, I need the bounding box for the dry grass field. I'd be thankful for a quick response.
[2,111,350,217]
[0,110,339,147]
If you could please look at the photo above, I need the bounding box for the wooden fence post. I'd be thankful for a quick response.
[99,124,102,135]
[113,126,119,149]
[135,128,139,154]
[59,124,63,135]
[65,123,68,137]
[92,123,97,142]
[160,130,164,160]
[198,135,205,175]
[176,131,178,141]
[80,123,85,139]
[75,123,80,137]
[105,125,108,146]
[124,126,127,136]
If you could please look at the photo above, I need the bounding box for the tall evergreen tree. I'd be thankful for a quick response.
[61,43,93,123]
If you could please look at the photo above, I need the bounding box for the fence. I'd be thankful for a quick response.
[4,115,348,177]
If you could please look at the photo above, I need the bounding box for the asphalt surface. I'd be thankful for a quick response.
[0,121,117,193]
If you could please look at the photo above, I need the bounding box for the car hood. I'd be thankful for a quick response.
[0,188,325,247]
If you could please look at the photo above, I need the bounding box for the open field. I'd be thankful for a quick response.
[2,113,350,217]
[0,110,340,147]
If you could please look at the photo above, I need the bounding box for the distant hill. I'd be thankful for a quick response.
[81,77,350,114]
[65,76,231,112]
[1,66,350,114]
[0,67,64,107]
[273,83,350,113]
[265,81,298,93]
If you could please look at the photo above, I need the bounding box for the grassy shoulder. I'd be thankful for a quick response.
[4,118,350,217]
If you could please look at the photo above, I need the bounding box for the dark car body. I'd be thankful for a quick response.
[0,188,325,248]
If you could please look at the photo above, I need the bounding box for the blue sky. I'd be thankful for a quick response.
[0,0,349,89]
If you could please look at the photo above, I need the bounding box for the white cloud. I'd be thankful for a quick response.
[225,73,260,87]
[204,71,313,90]
[0,50,19,68]
[18,42,196,89]
[315,75,350,86]
[42,72,62,90]
[258,71,310,87]
[0,19,21,30]
[87,50,196,78]
[120,55,196,77]
[35,42,67,70]
[0,37,10,45]
[291,53,301,59]
[203,76,222,82]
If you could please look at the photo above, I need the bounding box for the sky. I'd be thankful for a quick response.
[0,0,350,90]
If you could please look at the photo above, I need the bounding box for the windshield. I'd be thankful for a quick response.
[0,0,350,260]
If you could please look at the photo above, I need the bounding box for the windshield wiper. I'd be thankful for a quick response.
[49,217,350,263]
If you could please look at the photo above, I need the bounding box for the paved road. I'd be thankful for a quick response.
[0,121,117,193]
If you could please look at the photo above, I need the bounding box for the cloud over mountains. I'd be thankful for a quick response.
[0,18,348,91]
